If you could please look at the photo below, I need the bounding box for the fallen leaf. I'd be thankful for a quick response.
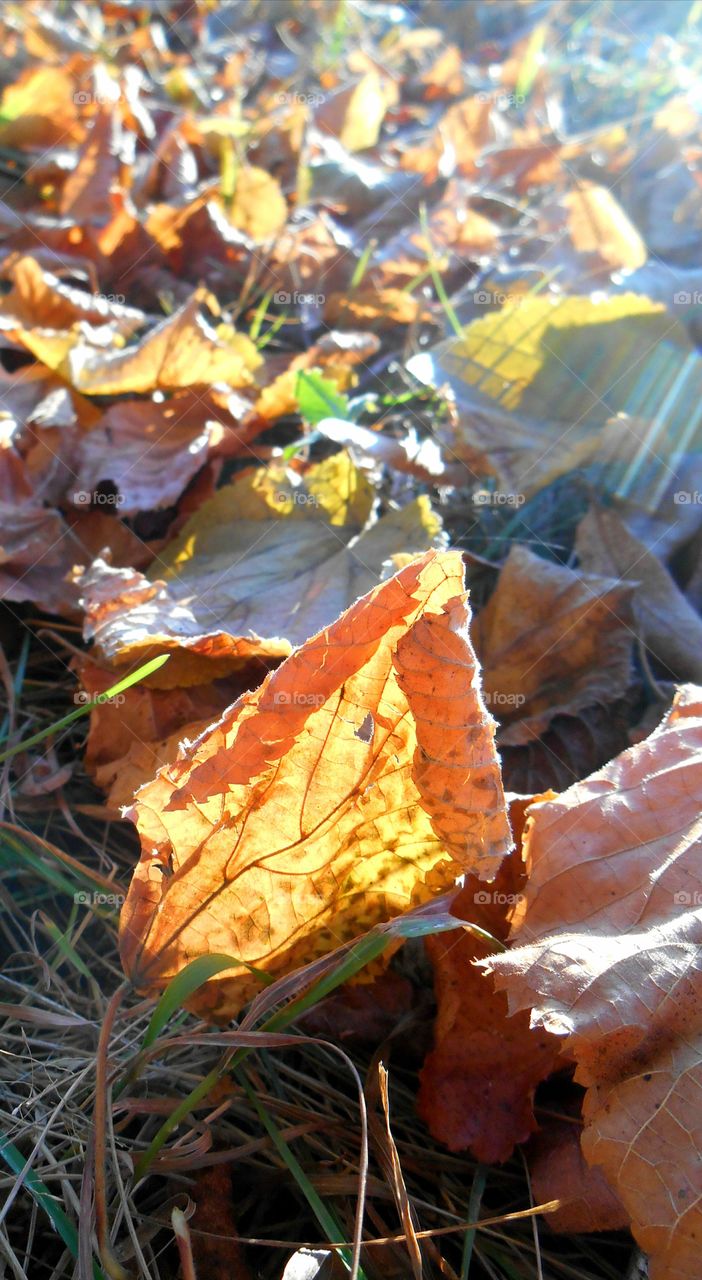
[0,502,87,615]
[0,64,82,148]
[576,506,702,683]
[73,390,263,516]
[300,971,414,1047]
[221,165,288,241]
[79,659,267,811]
[406,294,702,503]
[315,73,395,152]
[80,453,445,681]
[188,1166,252,1280]
[399,95,493,179]
[486,684,702,1279]
[315,418,469,486]
[418,836,562,1162]
[0,254,145,337]
[120,549,512,1017]
[499,701,634,794]
[59,104,127,225]
[529,1122,629,1234]
[564,184,647,272]
[417,788,558,1162]
[324,287,425,330]
[473,545,634,745]
[66,289,261,395]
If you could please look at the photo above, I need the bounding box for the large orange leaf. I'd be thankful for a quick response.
[486,685,702,1280]
[120,550,512,1018]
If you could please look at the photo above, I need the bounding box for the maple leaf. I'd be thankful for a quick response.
[119,550,512,1018]
[485,685,702,1280]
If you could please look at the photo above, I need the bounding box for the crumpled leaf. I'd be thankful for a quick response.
[66,289,261,395]
[79,453,445,682]
[418,814,561,1162]
[120,549,513,1018]
[486,684,702,1280]
[0,500,156,615]
[472,545,634,745]
[0,502,89,614]
[78,659,266,811]
[576,506,702,683]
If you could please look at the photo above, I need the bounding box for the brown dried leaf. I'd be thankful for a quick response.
[73,390,264,516]
[315,73,396,152]
[79,660,267,811]
[0,255,144,338]
[529,1122,629,1235]
[473,545,634,745]
[576,506,702,683]
[120,550,512,1017]
[59,105,127,225]
[80,453,444,682]
[418,795,561,1162]
[487,684,702,1279]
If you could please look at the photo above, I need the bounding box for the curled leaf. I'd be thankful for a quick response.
[120,550,512,1017]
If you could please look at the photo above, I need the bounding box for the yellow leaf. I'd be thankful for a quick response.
[120,550,512,1016]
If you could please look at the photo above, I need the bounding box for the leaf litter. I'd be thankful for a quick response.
[0,3,701,1280]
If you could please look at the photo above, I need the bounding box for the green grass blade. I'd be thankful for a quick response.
[0,654,171,766]
[515,21,547,102]
[237,1070,361,1276]
[140,953,271,1052]
[461,1165,487,1278]
[0,1132,107,1280]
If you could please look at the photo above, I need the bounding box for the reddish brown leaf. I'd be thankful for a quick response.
[487,685,702,1279]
